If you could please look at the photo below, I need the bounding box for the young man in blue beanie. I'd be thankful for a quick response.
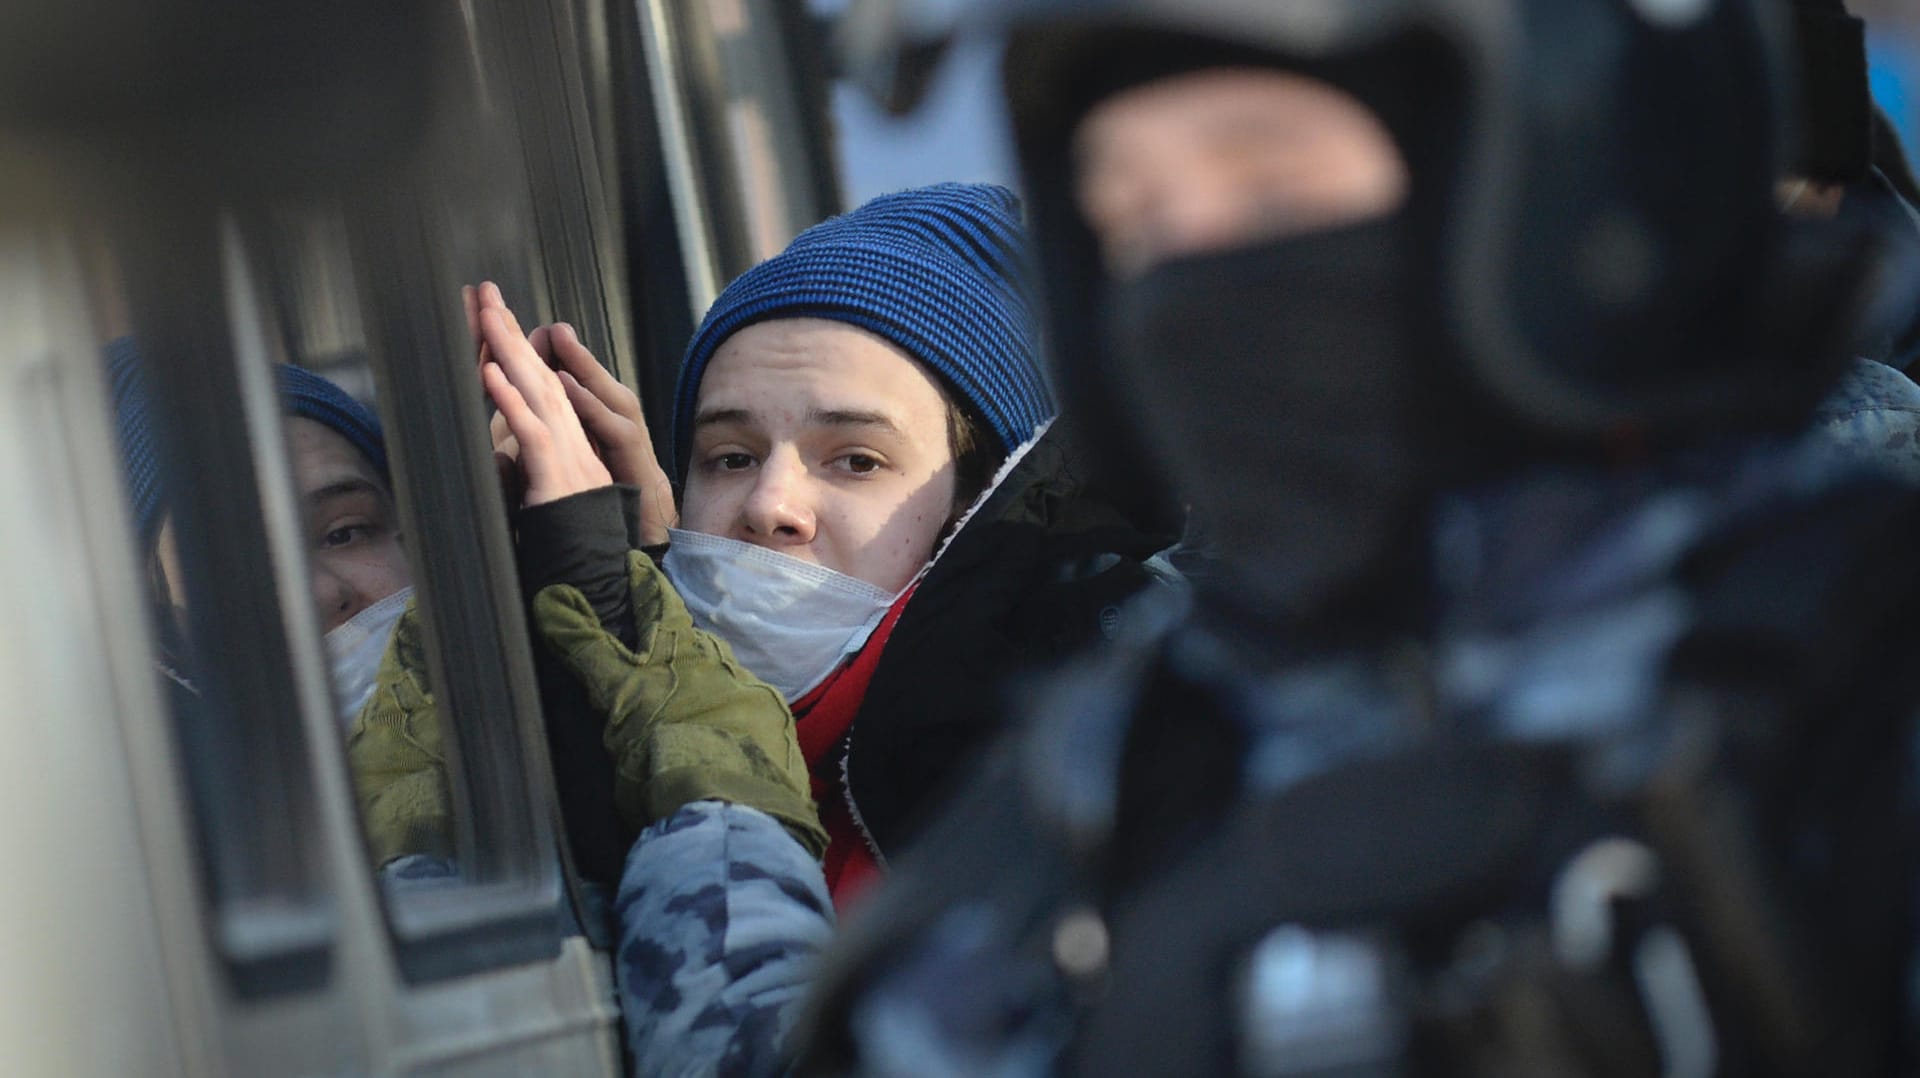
[537,183,1169,899]
[109,338,413,727]
[350,183,1176,1070]
[357,182,1170,884]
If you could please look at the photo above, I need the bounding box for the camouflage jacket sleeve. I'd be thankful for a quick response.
[1810,358,1920,484]
[345,601,454,866]
[615,799,834,1077]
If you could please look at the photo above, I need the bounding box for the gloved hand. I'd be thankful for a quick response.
[532,551,828,858]
[346,601,456,866]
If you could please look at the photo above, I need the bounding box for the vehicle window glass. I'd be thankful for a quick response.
[99,174,572,986]
[100,214,340,999]
[227,0,659,970]
[248,191,573,980]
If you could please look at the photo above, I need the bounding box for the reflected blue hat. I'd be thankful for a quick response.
[108,336,388,547]
[672,182,1054,478]
[278,362,387,478]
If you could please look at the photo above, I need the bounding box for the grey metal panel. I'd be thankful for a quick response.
[391,938,622,1076]
[0,221,207,1078]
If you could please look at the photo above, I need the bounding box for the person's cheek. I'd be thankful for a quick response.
[374,538,413,594]
[309,549,358,629]
[679,479,724,535]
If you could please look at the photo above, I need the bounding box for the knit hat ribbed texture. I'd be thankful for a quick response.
[672,182,1054,478]
[278,362,388,477]
[108,336,388,547]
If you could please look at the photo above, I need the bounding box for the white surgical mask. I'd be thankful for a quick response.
[662,528,900,702]
[325,586,413,728]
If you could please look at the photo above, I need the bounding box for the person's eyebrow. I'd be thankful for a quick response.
[306,476,387,506]
[806,408,903,436]
[692,406,753,429]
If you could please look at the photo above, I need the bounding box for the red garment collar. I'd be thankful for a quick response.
[793,583,918,911]
[791,582,918,767]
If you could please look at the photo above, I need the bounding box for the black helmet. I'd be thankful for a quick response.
[844,0,1877,448]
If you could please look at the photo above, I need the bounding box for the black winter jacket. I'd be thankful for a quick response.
[842,416,1180,860]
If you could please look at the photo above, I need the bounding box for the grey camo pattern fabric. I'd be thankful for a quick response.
[616,800,833,1077]
[1810,358,1920,484]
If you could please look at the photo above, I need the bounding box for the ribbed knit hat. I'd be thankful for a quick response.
[278,363,387,477]
[672,182,1054,478]
[108,335,389,547]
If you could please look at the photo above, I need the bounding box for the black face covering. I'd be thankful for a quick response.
[1101,217,1430,632]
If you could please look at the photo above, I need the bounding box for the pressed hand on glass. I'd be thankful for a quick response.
[466,282,678,540]
[542,319,678,545]
[465,283,548,503]
[473,281,612,507]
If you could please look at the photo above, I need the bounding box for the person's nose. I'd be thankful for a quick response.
[738,453,817,547]
[312,562,366,634]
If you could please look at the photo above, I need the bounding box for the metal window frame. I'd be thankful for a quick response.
[113,203,339,1000]
[475,0,643,389]
[614,0,847,467]
[344,184,572,984]
[605,0,700,455]
[633,0,846,302]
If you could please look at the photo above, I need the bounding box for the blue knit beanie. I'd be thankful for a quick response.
[278,363,388,478]
[108,336,389,548]
[672,182,1054,478]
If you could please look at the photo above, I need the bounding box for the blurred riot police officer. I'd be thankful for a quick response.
[800,0,1920,1074]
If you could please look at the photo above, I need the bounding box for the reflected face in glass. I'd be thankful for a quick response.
[1072,68,1410,278]
[286,417,409,633]
[680,318,959,593]
[150,418,409,637]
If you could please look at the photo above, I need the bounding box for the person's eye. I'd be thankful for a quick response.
[319,523,373,549]
[835,453,884,476]
[712,451,756,472]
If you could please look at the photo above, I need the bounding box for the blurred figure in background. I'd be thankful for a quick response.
[794,0,1920,1074]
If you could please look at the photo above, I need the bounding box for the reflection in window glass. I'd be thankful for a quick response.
[258,185,572,974]
[101,222,339,996]
[235,208,465,890]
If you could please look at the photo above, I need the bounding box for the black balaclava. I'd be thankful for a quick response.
[1042,33,1472,643]
[1786,0,1920,371]
[1102,217,1427,639]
